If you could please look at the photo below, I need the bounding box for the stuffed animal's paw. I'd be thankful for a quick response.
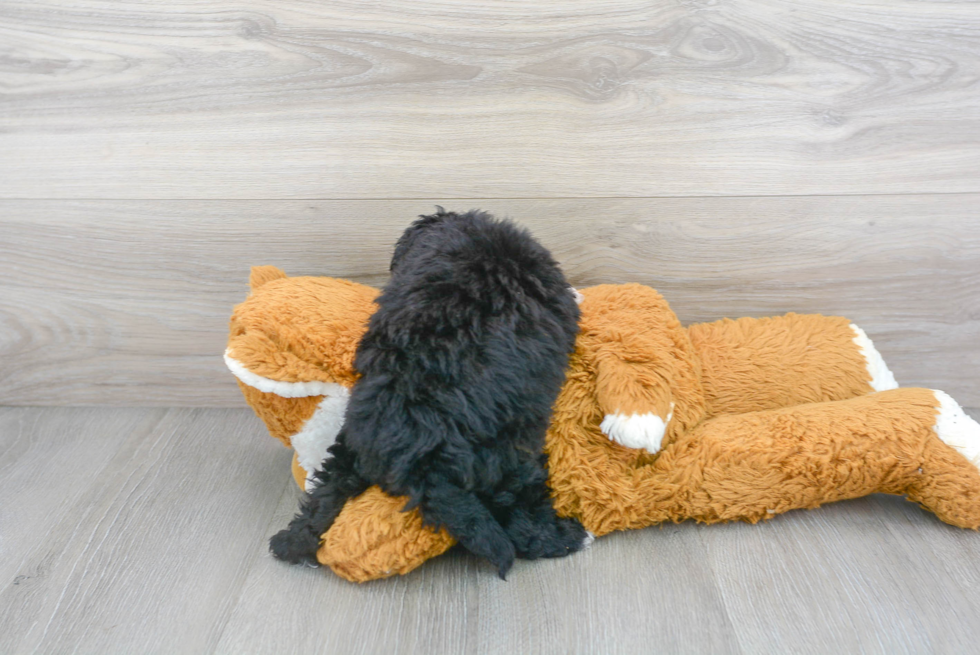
[933,390,980,469]
[318,486,456,582]
[600,403,674,454]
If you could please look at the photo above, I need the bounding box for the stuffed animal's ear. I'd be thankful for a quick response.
[249,265,287,292]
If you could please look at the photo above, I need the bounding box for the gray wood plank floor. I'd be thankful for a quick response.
[3,406,980,654]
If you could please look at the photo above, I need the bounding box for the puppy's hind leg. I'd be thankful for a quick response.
[270,440,370,566]
[500,459,589,560]
[419,473,516,579]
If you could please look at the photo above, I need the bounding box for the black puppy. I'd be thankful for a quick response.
[270,209,587,577]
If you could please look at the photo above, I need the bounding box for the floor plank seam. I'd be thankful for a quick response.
[207,466,296,654]
[692,527,748,655]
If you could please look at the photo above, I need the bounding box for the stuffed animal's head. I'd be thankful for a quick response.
[227,266,457,579]
[225,266,379,488]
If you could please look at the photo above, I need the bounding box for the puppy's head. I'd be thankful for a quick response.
[389,206,464,273]
[389,208,579,324]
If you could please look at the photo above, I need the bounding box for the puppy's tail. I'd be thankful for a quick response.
[417,471,517,579]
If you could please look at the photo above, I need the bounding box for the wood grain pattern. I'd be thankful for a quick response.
[700,496,979,653]
[217,489,742,655]
[2,406,979,654]
[215,488,485,655]
[1,0,978,198]
[0,407,289,654]
[2,196,977,407]
[0,406,148,645]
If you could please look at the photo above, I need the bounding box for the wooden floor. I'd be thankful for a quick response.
[3,0,980,652]
[2,405,980,654]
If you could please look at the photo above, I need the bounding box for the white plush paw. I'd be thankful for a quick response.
[933,390,980,470]
[600,405,674,454]
[582,531,596,549]
[850,324,898,392]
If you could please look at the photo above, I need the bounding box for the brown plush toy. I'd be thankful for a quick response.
[227,266,980,582]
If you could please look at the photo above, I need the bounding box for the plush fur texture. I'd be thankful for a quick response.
[269,210,587,577]
[230,275,980,583]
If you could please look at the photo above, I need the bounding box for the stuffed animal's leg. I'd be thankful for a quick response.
[270,440,370,565]
[682,388,980,529]
[556,387,980,536]
[317,486,456,582]
[315,455,587,582]
[687,313,897,417]
[903,391,980,528]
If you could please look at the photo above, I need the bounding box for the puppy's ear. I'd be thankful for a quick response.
[249,265,288,292]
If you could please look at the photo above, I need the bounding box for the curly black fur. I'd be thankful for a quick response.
[270,209,587,577]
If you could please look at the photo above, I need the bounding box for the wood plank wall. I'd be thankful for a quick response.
[1,0,978,407]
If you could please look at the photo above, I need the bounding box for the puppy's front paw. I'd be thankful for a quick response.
[600,406,673,454]
[270,527,322,567]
